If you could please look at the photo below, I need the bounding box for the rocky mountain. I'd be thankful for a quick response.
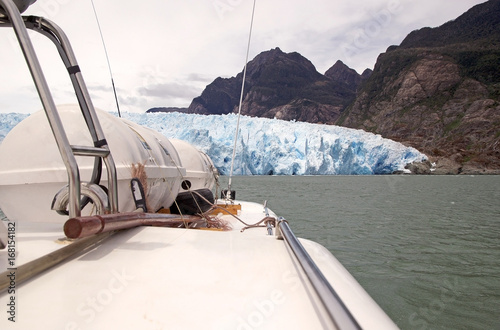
[152,1,499,173]
[338,0,500,174]
[187,48,364,124]
[325,60,372,91]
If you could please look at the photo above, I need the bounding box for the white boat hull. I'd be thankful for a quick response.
[0,201,397,329]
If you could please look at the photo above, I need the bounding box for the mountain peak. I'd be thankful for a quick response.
[324,60,369,91]
[341,0,500,173]
[398,0,500,49]
[244,47,319,79]
[187,48,355,123]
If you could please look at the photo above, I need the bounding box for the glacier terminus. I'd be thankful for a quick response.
[0,111,427,175]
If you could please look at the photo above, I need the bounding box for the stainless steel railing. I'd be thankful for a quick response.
[0,0,118,217]
[277,218,361,330]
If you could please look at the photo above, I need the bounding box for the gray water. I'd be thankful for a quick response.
[220,175,500,330]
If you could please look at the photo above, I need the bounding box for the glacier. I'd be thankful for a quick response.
[0,113,29,142]
[0,111,426,175]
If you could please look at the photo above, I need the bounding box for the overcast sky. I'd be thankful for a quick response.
[0,0,487,114]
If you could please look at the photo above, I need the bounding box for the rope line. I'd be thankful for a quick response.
[90,0,121,117]
[228,0,257,193]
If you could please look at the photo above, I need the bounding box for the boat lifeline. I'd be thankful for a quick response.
[0,1,398,329]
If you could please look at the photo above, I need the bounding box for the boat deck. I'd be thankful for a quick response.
[0,201,397,329]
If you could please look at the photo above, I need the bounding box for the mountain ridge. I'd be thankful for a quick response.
[148,0,500,174]
[340,0,500,174]
[184,47,362,124]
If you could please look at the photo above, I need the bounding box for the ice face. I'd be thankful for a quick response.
[0,113,29,142]
[121,112,426,175]
[0,111,427,175]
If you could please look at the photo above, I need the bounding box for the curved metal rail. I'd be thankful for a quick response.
[0,0,118,216]
[277,218,361,330]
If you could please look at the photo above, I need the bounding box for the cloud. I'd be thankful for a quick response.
[186,73,215,83]
[0,0,488,114]
[138,82,201,99]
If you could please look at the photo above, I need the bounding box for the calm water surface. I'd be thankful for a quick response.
[220,175,500,330]
[1,175,498,329]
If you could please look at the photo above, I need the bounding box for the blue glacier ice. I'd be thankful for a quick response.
[123,112,427,175]
[0,113,29,142]
[0,111,427,175]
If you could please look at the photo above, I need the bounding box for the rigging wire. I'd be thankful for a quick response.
[228,0,257,196]
[90,0,121,117]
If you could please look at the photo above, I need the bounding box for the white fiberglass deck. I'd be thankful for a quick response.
[0,201,396,329]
